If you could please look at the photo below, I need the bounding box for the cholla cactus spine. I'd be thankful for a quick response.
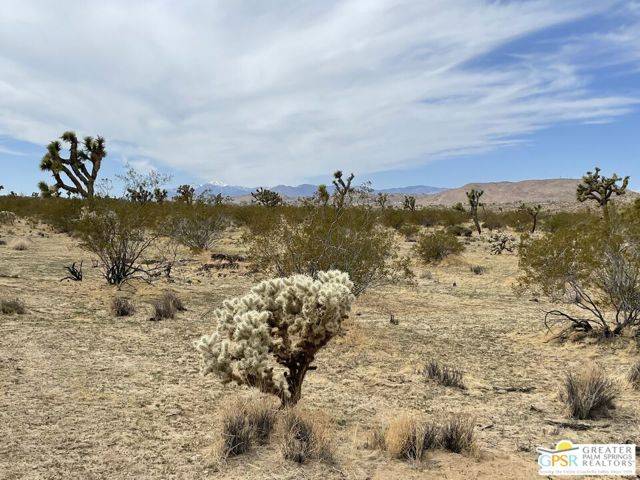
[196,270,355,405]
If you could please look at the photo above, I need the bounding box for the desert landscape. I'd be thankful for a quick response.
[1,169,640,479]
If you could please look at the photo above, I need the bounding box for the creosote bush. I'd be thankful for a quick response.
[75,205,171,285]
[519,209,640,338]
[169,207,228,251]
[196,271,355,406]
[278,408,333,464]
[414,231,464,264]
[247,204,395,296]
[423,360,465,389]
[111,297,135,317]
[560,366,618,419]
[1,298,26,314]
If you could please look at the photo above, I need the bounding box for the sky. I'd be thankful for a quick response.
[0,0,639,194]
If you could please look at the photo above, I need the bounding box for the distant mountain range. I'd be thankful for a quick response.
[189,182,445,198]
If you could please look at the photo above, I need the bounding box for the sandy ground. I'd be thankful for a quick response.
[1,220,639,479]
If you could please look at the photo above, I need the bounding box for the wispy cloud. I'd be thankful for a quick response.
[0,0,638,185]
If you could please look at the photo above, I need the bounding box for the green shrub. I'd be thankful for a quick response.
[446,224,472,237]
[414,231,464,264]
[246,206,396,296]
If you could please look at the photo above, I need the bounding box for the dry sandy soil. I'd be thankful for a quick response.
[1,220,639,479]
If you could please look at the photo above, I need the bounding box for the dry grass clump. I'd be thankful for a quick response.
[214,398,277,462]
[277,408,333,464]
[423,360,465,389]
[560,366,618,419]
[150,290,185,320]
[438,415,476,453]
[627,361,640,390]
[1,298,26,314]
[111,297,135,317]
[470,265,486,275]
[374,413,476,461]
[383,415,439,461]
[0,211,17,225]
[10,239,29,251]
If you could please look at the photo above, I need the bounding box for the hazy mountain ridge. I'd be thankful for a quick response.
[191,182,444,198]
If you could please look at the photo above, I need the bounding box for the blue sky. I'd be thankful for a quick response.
[1,0,639,194]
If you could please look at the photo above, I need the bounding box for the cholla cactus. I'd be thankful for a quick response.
[196,270,355,405]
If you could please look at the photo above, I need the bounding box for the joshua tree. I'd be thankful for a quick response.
[196,270,355,406]
[375,192,389,209]
[174,184,195,204]
[577,167,629,222]
[153,188,168,203]
[466,189,484,234]
[38,131,106,198]
[403,195,416,212]
[332,171,354,210]
[519,203,542,233]
[315,184,330,207]
[252,187,283,207]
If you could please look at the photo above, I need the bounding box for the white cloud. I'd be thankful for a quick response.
[0,0,638,185]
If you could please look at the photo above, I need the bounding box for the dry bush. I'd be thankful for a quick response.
[384,415,439,461]
[277,408,333,464]
[560,366,618,419]
[75,206,172,285]
[470,265,486,275]
[0,211,17,225]
[111,297,135,317]
[519,211,640,338]
[0,298,26,314]
[150,291,185,320]
[415,231,464,264]
[447,224,473,237]
[169,208,228,251]
[398,223,420,241]
[423,360,465,389]
[627,361,640,390]
[489,233,515,254]
[438,415,476,453]
[214,397,278,462]
[10,239,29,251]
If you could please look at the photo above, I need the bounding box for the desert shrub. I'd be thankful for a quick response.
[111,297,135,317]
[438,415,476,453]
[215,398,278,461]
[414,231,464,264]
[0,298,26,314]
[0,211,17,225]
[542,211,596,233]
[519,212,640,338]
[398,223,420,241]
[627,361,640,390]
[489,233,515,255]
[75,206,168,285]
[169,207,228,251]
[423,360,465,389]
[10,239,29,251]
[447,224,472,237]
[470,265,486,275]
[150,291,185,320]
[384,415,439,461]
[247,205,395,296]
[278,408,333,464]
[560,366,618,419]
[196,271,355,406]
[481,211,505,231]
